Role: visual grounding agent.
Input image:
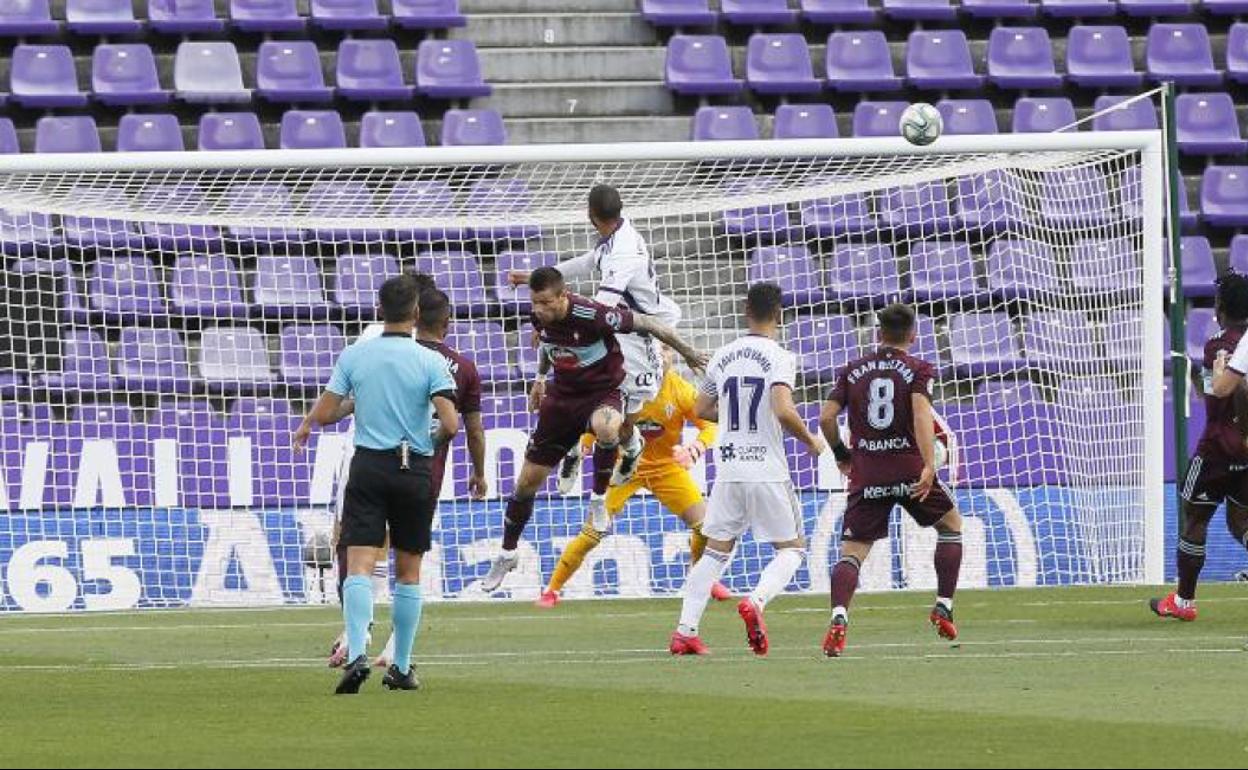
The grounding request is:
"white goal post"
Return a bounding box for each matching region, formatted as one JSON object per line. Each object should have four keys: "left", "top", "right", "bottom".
{"left": 0, "top": 131, "right": 1166, "bottom": 612}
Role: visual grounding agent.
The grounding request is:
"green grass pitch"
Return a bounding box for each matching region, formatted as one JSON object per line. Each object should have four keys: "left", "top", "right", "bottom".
{"left": 2, "top": 584, "right": 1247, "bottom": 768}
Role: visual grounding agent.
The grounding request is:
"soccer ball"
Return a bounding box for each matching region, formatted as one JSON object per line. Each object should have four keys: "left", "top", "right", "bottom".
{"left": 899, "top": 103, "right": 943, "bottom": 146}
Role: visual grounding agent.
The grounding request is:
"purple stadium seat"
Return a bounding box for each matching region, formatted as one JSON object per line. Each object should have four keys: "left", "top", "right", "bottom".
{"left": 1070, "top": 238, "right": 1139, "bottom": 292}
{"left": 642, "top": 0, "right": 716, "bottom": 26}
{"left": 802, "top": 0, "right": 877, "bottom": 23}
{"left": 61, "top": 187, "right": 143, "bottom": 248}
{"left": 852, "top": 100, "right": 908, "bottom": 137}
{"left": 34, "top": 116, "right": 100, "bottom": 153}
{"left": 801, "top": 183, "right": 873, "bottom": 236}
{"left": 880, "top": 182, "right": 955, "bottom": 234}
{"left": 956, "top": 169, "right": 1026, "bottom": 231}
{"left": 228, "top": 397, "right": 292, "bottom": 420}
{"left": 223, "top": 184, "right": 303, "bottom": 242}
{"left": 416, "top": 39, "right": 491, "bottom": 99}
{"left": 414, "top": 252, "right": 493, "bottom": 316}
{"left": 774, "top": 104, "right": 838, "bottom": 139}
{"left": 692, "top": 106, "right": 759, "bottom": 141}
{"left": 385, "top": 181, "right": 466, "bottom": 241}
{"left": 200, "top": 328, "right": 274, "bottom": 391}
{"left": 1179, "top": 236, "right": 1216, "bottom": 298}
{"left": 117, "top": 328, "right": 192, "bottom": 394}
{"left": 174, "top": 42, "right": 249, "bottom": 103}
{"left": 748, "top": 245, "right": 825, "bottom": 306}
{"left": 722, "top": 176, "right": 797, "bottom": 238}
{"left": 1120, "top": 166, "right": 1197, "bottom": 229}
{"left": 666, "top": 35, "right": 743, "bottom": 95}
{"left": 306, "top": 181, "right": 385, "bottom": 242}
{"left": 1207, "top": 0, "right": 1248, "bottom": 14}
{"left": 721, "top": 0, "right": 798, "bottom": 24}
{"left": 1201, "top": 166, "right": 1248, "bottom": 227}
{"left": 1012, "top": 97, "right": 1076, "bottom": 133}
{"left": 1119, "top": 0, "right": 1193, "bottom": 15}
{"left": 1066, "top": 26, "right": 1141, "bottom": 89}
{"left": 93, "top": 45, "right": 168, "bottom": 107}
{"left": 1176, "top": 93, "right": 1248, "bottom": 156}
{"left": 394, "top": 0, "right": 465, "bottom": 28}
{"left": 257, "top": 41, "right": 332, "bottom": 103}
{"left": 495, "top": 251, "right": 558, "bottom": 314}
{"left": 986, "top": 239, "right": 1059, "bottom": 298}
{"left": 906, "top": 30, "right": 983, "bottom": 90}
{"left": 12, "top": 46, "right": 86, "bottom": 108}
{"left": 884, "top": 0, "right": 957, "bottom": 20}
{"left": 962, "top": 0, "right": 1037, "bottom": 17}
{"left": 198, "top": 112, "right": 265, "bottom": 151}
{"left": 1041, "top": 168, "right": 1113, "bottom": 228}
{"left": 89, "top": 256, "right": 165, "bottom": 318}
{"left": 116, "top": 114, "right": 184, "bottom": 152}
{"left": 440, "top": 109, "right": 506, "bottom": 146}
{"left": 279, "top": 325, "right": 346, "bottom": 388}
{"left": 311, "top": 0, "right": 386, "bottom": 30}
{"left": 936, "top": 99, "right": 998, "bottom": 135}
{"left": 1147, "top": 24, "right": 1221, "bottom": 87}
{"left": 253, "top": 254, "right": 329, "bottom": 318}
{"left": 280, "top": 110, "right": 346, "bottom": 150}
{"left": 0, "top": 210, "right": 58, "bottom": 256}
{"left": 987, "top": 27, "right": 1061, "bottom": 90}
{"left": 359, "top": 111, "right": 425, "bottom": 148}
{"left": 41, "top": 330, "right": 114, "bottom": 392}
{"left": 67, "top": 0, "right": 141, "bottom": 34}
{"left": 1040, "top": 0, "right": 1115, "bottom": 15}
{"left": 1019, "top": 311, "right": 1098, "bottom": 370}
{"left": 1231, "top": 234, "right": 1248, "bottom": 274}
{"left": 149, "top": 0, "right": 224, "bottom": 32}
{"left": 1185, "top": 308, "right": 1220, "bottom": 362}
{"left": 0, "top": 120, "right": 17, "bottom": 154}
{"left": 747, "top": 34, "right": 820, "bottom": 94}
{"left": 334, "top": 252, "right": 399, "bottom": 315}
{"left": 230, "top": 0, "right": 304, "bottom": 31}
{"left": 949, "top": 313, "right": 1023, "bottom": 376}
{"left": 827, "top": 244, "right": 902, "bottom": 306}
{"left": 1091, "top": 94, "right": 1158, "bottom": 131}
{"left": 1229, "top": 24, "right": 1248, "bottom": 85}
{"left": 446, "top": 322, "right": 515, "bottom": 382}
{"left": 0, "top": 0, "right": 57, "bottom": 35}
{"left": 825, "top": 31, "right": 903, "bottom": 93}
{"left": 467, "top": 178, "right": 540, "bottom": 241}
{"left": 907, "top": 241, "right": 987, "bottom": 305}
{"left": 135, "top": 183, "right": 221, "bottom": 249}
{"left": 170, "top": 255, "right": 249, "bottom": 319}
{"left": 791, "top": 316, "right": 860, "bottom": 379}
{"left": 338, "top": 39, "right": 412, "bottom": 102}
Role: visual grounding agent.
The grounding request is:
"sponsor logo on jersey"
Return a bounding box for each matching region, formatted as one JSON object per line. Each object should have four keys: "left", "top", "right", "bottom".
{"left": 863, "top": 483, "right": 915, "bottom": 500}
{"left": 718, "top": 443, "right": 767, "bottom": 462}
{"left": 637, "top": 418, "right": 665, "bottom": 441}
{"left": 605, "top": 311, "right": 624, "bottom": 331}
{"left": 856, "top": 436, "right": 914, "bottom": 452}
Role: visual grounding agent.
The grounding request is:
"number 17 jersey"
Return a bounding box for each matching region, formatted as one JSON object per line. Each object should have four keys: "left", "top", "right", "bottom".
{"left": 699, "top": 333, "right": 797, "bottom": 483}
{"left": 827, "top": 346, "right": 937, "bottom": 494}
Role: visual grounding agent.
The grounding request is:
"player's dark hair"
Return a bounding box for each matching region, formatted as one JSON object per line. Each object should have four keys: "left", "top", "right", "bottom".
{"left": 406, "top": 270, "right": 436, "bottom": 294}
{"left": 417, "top": 288, "right": 452, "bottom": 333}
{"left": 588, "top": 184, "right": 623, "bottom": 222}
{"left": 745, "top": 282, "right": 783, "bottom": 322}
{"left": 379, "top": 274, "right": 420, "bottom": 323}
{"left": 1216, "top": 271, "right": 1248, "bottom": 324}
{"left": 878, "top": 303, "right": 917, "bottom": 344}
{"left": 529, "top": 266, "right": 565, "bottom": 294}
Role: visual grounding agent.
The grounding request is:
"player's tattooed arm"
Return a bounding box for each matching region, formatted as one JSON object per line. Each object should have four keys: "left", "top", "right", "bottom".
{"left": 630, "top": 314, "right": 709, "bottom": 372}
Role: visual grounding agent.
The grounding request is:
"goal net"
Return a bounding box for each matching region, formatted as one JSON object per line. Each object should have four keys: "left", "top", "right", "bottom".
{"left": 0, "top": 134, "right": 1165, "bottom": 612}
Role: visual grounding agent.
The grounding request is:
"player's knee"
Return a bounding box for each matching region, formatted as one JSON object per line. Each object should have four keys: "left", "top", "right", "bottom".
{"left": 1182, "top": 506, "right": 1213, "bottom": 542}
{"left": 934, "top": 508, "right": 962, "bottom": 535}
{"left": 1226, "top": 510, "right": 1248, "bottom": 544}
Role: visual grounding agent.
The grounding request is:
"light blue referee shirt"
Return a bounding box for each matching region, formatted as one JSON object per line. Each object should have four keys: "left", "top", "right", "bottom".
{"left": 326, "top": 332, "right": 457, "bottom": 454}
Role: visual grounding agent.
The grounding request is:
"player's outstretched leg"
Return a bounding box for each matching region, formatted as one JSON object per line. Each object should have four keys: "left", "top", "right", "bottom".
{"left": 540, "top": 523, "right": 605, "bottom": 608}
{"left": 930, "top": 516, "right": 963, "bottom": 641}
{"left": 825, "top": 549, "right": 865, "bottom": 657}
{"left": 671, "top": 545, "right": 732, "bottom": 655}
{"left": 1152, "top": 500, "right": 1212, "bottom": 622}
{"left": 556, "top": 438, "right": 586, "bottom": 496}
{"left": 738, "top": 545, "right": 805, "bottom": 656}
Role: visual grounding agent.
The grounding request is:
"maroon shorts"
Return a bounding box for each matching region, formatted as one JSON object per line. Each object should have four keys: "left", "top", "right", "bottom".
{"left": 525, "top": 387, "right": 624, "bottom": 467}
{"left": 842, "top": 479, "right": 957, "bottom": 543}
{"left": 1181, "top": 454, "right": 1248, "bottom": 508}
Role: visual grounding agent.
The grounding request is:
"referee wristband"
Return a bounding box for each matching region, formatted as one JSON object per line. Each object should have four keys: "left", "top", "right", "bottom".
{"left": 832, "top": 443, "right": 851, "bottom": 464}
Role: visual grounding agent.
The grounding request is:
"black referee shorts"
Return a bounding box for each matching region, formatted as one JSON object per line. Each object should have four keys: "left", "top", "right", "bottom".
{"left": 340, "top": 447, "right": 435, "bottom": 555}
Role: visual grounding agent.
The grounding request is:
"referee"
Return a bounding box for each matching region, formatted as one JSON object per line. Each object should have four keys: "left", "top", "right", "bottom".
{"left": 296, "top": 273, "right": 458, "bottom": 694}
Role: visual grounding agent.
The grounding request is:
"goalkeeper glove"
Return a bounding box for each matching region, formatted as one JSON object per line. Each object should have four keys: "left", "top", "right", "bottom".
{"left": 672, "top": 440, "right": 706, "bottom": 469}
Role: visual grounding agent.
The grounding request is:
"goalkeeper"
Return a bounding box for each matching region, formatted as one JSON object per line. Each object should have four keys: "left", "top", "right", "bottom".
{"left": 536, "top": 346, "right": 730, "bottom": 607}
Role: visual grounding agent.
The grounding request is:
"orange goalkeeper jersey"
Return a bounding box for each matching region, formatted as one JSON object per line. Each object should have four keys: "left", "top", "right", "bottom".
{"left": 632, "top": 369, "right": 717, "bottom": 473}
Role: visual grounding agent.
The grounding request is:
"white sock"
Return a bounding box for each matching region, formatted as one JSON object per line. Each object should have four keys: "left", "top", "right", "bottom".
{"left": 379, "top": 631, "right": 395, "bottom": 662}
{"left": 371, "top": 560, "right": 390, "bottom": 600}
{"left": 677, "top": 548, "right": 731, "bottom": 636}
{"left": 831, "top": 605, "right": 848, "bottom": 622}
{"left": 936, "top": 596, "right": 953, "bottom": 611}
{"left": 748, "top": 548, "right": 805, "bottom": 610}
{"left": 1175, "top": 595, "right": 1194, "bottom": 609}
{"left": 501, "top": 547, "right": 517, "bottom": 560}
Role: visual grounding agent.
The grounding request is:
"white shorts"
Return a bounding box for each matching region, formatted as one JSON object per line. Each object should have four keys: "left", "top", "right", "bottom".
{"left": 334, "top": 440, "right": 356, "bottom": 521}
{"left": 702, "top": 480, "right": 804, "bottom": 543}
{"left": 619, "top": 334, "right": 662, "bottom": 414}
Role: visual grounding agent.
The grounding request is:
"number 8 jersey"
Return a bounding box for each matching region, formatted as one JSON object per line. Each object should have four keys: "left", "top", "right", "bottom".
{"left": 827, "top": 346, "right": 937, "bottom": 494}
{"left": 699, "top": 334, "right": 798, "bottom": 483}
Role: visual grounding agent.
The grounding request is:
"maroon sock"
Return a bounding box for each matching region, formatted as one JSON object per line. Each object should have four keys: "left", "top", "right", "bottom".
{"left": 935, "top": 532, "right": 963, "bottom": 599}
{"left": 830, "top": 555, "right": 861, "bottom": 610}
{"left": 336, "top": 542, "right": 348, "bottom": 604}
{"left": 1176, "top": 538, "right": 1206, "bottom": 601}
{"left": 502, "top": 496, "right": 536, "bottom": 550}
{"left": 591, "top": 443, "right": 618, "bottom": 496}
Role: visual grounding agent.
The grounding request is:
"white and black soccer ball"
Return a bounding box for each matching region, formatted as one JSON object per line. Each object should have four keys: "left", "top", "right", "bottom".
{"left": 899, "top": 103, "right": 943, "bottom": 146}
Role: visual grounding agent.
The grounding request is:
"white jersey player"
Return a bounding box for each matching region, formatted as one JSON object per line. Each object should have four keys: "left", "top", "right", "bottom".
{"left": 669, "top": 283, "right": 826, "bottom": 657}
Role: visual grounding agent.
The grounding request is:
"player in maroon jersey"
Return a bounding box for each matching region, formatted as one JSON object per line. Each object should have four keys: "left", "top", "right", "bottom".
{"left": 818, "top": 303, "right": 964, "bottom": 656}
{"left": 479, "top": 267, "right": 707, "bottom": 592}
{"left": 1152, "top": 272, "right": 1248, "bottom": 622}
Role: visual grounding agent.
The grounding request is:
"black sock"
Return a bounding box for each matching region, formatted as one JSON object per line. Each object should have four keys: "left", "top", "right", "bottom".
{"left": 502, "top": 496, "right": 536, "bottom": 551}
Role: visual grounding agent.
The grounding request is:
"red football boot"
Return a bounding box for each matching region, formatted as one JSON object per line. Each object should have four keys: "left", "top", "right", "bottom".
{"left": 710, "top": 581, "right": 732, "bottom": 602}
{"left": 1150, "top": 592, "right": 1198, "bottom": 622}
{"left": 669, "top": 631, "right": 710, "bottom": 656}
{"left": 930, "top": 603, "right": 958, "bottom": 640}
{"left": 535, "top": 590, "right": 560, "bottom": 609}
{"left": 737, "top": 598, "right": 769, "bottom": 656}
{"left": 822, "top": 615, "right": 848, "bottom": 658}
